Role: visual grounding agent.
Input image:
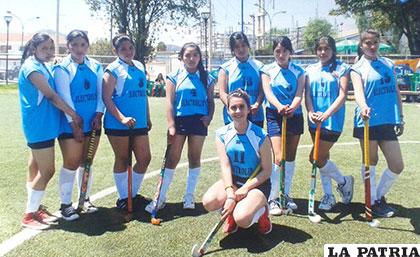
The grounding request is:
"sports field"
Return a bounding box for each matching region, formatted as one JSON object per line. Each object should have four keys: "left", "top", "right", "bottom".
{"left": 0, "top": 85, "right": 419, "bottom": 257}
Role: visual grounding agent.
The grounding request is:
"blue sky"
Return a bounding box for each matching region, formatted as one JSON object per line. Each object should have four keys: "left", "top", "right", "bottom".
{"left": 0, "top": 0, "right": 356, "bottom": 45}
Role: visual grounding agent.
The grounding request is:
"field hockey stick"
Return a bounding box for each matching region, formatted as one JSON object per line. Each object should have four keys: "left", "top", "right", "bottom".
{"left": 77, "top": 129, "right": 97, "bottom": 212}
{"left": 308, "top": 123, "right": 322, "bottom": 223}
{"left": 150, "top": 132, "right": 172, "bottom": 225}
{"left": 191, "top": 164, "right": 261, "bottom": 257}
{"left": 364, "top": 119, "right": 380, "bottom": 227}
{"left": 126, "top": 127, "right": 134, "bottom": 220}
{"left": 279, "top": 116, "right": 292, "bottom": 215}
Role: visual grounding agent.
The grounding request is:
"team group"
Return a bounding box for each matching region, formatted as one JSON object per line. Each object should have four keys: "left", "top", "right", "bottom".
{"left": 17, "top": 28, "right": 404, "bottom": 234}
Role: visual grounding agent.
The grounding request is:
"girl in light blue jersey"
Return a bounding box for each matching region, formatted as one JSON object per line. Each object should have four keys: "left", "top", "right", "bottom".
{"left": 351, "top": 29, "right": 404, "bottom": 218}
{"left": 261, "top": 36, "right": 305, "bottom": 215}
{"left": 145, "top": 42, "right": 215, "bottom": 212}
{"left": 103, "top": 35, "right": 151, "bottom": 210}
{"left": 305, "top": 36, "right": 354, "bottom": 211}
{"left": 219, "top": 32, "right": 265, "bottom": 127}
{"left": 54, "top": 30, "right": 104, "bottom": 220}
{"left": 18, "top": 33, "right": 82, "bottom": 230}
{"left": 202, "top": 89, "right": 272, "bottom": 235}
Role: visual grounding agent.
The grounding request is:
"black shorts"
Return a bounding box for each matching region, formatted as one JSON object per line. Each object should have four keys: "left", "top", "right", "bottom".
{"left": 266, "top": 108, "right": 304, "bottom": 137}
{"left": 309, "top": 127, "right": 341, "bottom": 143}
{"left": 353, "top": 124, "right": 398, "bottom": 141}
{"left": 105, "top": 128, "right": 149, "bottom": 137}
{"left": 58, "top": 130, "right": 102, "bottom": 140}
{"left": 175, "top": 115, "right": 208, "bottom": 136}
{"left": 234, "top": 179, "right": 271, "bottom": 200}
{"left": 27, "top": 139, "right": 55, "bottom": 149}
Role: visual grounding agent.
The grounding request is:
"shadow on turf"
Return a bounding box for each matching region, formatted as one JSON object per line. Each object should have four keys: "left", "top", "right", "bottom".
{"left": 291, "top": 198, "right": 420, "bottom": 234}
{"left": 205, "top": 224, "right": 311, "bottom": 255}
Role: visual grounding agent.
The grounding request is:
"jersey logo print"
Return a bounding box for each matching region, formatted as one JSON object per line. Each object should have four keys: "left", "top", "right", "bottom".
{"left": 84, "top": 79, "right": 90, "bottom": 90}
{"left": 138, "top": 79, "right": 144, "bottom": 88}
{"left": 233, "top": 151, "right": 245, "bottom": 164}
{"left": 190, "top": 89, "right": 197, "bottom": 97}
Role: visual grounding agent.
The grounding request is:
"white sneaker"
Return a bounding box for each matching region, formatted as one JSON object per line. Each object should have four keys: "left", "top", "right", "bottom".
{"left": 268, "top": 199, "right": 282, "bottom": 216}
{"left": 318, "top": 194, "right": 336, "bottom": 211}
{"left": 285, "top": 195, "right": 298, "bottom": 210}
{"left": 336, "top": 175, "right": 354, "bottom": 204}
{"left": 183, "top": 194, "right": 195, "bottom": 209}
{"left": 145, "top": 198, "right": 166, "bottom": 214}
{"left": 83, "top": 198, "right": 98, "bottom": 214}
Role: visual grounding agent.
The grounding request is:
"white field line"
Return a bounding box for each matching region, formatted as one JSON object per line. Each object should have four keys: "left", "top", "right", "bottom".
{"left": 1, "top": 140, "right": 419, "bottom": 256}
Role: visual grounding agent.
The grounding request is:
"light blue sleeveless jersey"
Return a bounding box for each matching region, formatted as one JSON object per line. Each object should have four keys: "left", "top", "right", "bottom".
{"left": 220, "top": 57, "right": 264, "bottom": 124}
{"left": 18, "top": 56, "right": 60, "bottom": 143}
{"left": 351, "top": 56, "right": 401, "bottom": 128}
{"left": 261, "top": 61, "right": 304, "bottom": 114}
{"left": 216, "top": 122, "right": 267, "bottom": 185}
{"left": 306, "top": 60, "right": 350, "bottom": 132}
{"left": 104, "top": 58, "right": 148, "bottom": 130}
{"left": 54, "top": 55, "right": 104, "bottom": 133}
{"left": 167, "top": 67, "right": 215, "bottom": 117}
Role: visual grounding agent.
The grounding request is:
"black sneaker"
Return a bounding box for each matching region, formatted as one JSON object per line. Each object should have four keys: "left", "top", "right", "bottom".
{"left": 116, "top": 198, "right": 128, "bottom": 210}
{"left": 372, "top": 197, "right": 396, "bottom": 218}
{"left": 60, "top": 203, "right": 79, "bottom": 221}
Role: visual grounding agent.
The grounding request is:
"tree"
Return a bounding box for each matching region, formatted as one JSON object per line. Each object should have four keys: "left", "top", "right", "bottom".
{"left": 331, "top": 0, "right": 420, "bottom": 55}
{"left": 85, "top": 0, "right": 206, "bottom": 64}
{"left": 303, "top": 19, "right": 335, "bottom": 53}
{"left": 156, "top": 41, "right": 167, "bottom": 52}
{"left": 89, "top": 38, "right": 114, "bottom": 56}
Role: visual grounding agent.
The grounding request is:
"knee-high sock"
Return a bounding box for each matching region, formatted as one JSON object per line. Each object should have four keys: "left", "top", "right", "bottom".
{"left": 77, "top": 166, "right": 94, "bottom": 200}
{"left": 113, "top": 171, "right": 128, "bottom": 199}
{"left": 320, "top": 160, "right": 345, "bottom": 185}
{"left": 59, "top": 167, "right": 77, "bottom": 205}
{"left": 157, "top": 168, "right": 175, "bottom": 202}
{"left": 132, "top": 171, "right": 145, "bottom": 197}
{"left": 26, "top": 188, "right": 45, "bottom": 213}
{"left": 361, "top": 165, "right": 376, "bottom": 205}
{"left": 269, "top": 164, "right": 280, "bottom": 201}
{"left": 319, "top": 169, "right": 333, "bottom": 195}
{"left": 185, "top": 167, "right": 200, "bottom": 196}
{"left": 284, "top": 161, "right": 295, "bottom": 196}
{"left": 377, "top": 168, "right": 399, "bottom": 200}
{"left": 250, "top": 206, "right": 266, "bottom": 226}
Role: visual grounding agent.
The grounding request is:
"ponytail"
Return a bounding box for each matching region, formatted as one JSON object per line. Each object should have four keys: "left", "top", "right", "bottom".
{"left": 178, "top": 42, "right": 208, "bottom": 89}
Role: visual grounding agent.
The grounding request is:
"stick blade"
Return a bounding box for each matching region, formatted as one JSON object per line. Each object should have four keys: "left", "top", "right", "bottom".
{"left": 191, "top": 244, "right": 202, "bottom": 257}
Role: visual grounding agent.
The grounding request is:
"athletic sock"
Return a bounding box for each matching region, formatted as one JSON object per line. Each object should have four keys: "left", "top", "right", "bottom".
{"left": 185, "top": 167, "right": 200, "bottom": 196}
{"left": 319, "top": 170, "right": 333, "bottom": 195}
{"left": 361, "top": 165, "right": 377, "bottom": 205}
{"left": 320, "top": 160, "right": 345, "bottom": 185}
{"left": 77, "top": 166, "right": 94, "bottom": 200}
{"left": 59, "top": 167, "right": 77, "bottom": 205}
{"left": 376, "top": 168, "right": 399, "bottom": 200}
{"left": 250, "top": 206, "right": 266, "bottom": 226}
{"left": 268, "top": 164, "right": 280, "bottom": 201}
{"left": 132, "top": 171, "right": 145, "bottom": 197}
{"left": 113, "top": 171, "right": 128, "bottom": 199}
{"left": 158, "top": 168, "right": 175, "bottom": 201}
{"left": 284, "top": 161, "right": 295, "bottom": 196}
{"left": 26, "top": 188, "right": 45, "bottom": 213}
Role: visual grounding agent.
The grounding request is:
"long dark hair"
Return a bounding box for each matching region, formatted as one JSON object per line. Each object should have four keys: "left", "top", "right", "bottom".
{"left": 112, "top": 34, "right": 135, "bottom": 52}
{"left": 315, "top": 36, "right": 337, "bottom": 72}
{"left": 227, "top": 88, "right": 251, "bottom": 109}
{"left": 66, "top": 29, "right": 90, "bottom": 46}
{"left": 178, "top": 42, "right": 208, "bottom": 88}
{"left": 229, "top": 32, "right": 250, "bottom": 53}
{"left": 21, "top": 32, "right": 54, "bottom": 64}
{"left": 272, "top": 36, "right": 293, "bottom": 53}
{"left": 357, "top": 29, "right": 380, "bottom": 59}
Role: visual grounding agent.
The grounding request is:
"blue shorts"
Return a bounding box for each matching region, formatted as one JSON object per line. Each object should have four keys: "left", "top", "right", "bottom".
{"left": 309, "top": 127, "right": 341, "bottom": 143}
{"left": 175, "top": 115, "right": 208, "bottom": 136}
{"left": 353, "top": 124, "right": 397, "bottom": 141}
{"left": 105, "top": 128, "right": 149, "bottom": 137}
{"left": 266, "top": 108, "right": 304, "bottom": 137}
{"left": 27, "top": 139, "right": 55, "bottom": 149}
{"left": 58, "top": 130, "right": 102, "bottom": 140}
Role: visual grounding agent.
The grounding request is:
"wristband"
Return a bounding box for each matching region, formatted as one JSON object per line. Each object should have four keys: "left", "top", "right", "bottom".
{"left": 226, "top": 196, "right": 236, "bottom": 202}
{"left": 224, "top": 185, "right": 234, "bottom": 190}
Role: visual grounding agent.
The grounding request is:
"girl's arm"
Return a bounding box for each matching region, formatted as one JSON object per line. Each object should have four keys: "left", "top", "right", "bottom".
{"left": 286, "top": 74, "right": 305, "bottom": 116}
{"left": 304, "top": 75, "right": 317, "bottom": 124}
{"left": 92, "top": 66, "right": 105, "bottom": 130}
{"left": 350, "top": 71, "right": 370, "bottom": 119}
{"left": 201, "top": 82, "right": 215, "bottom": 127}
{"left": 102, "top": 72, "right": 135, "bottom": 127}
{"left": 261, "top": 73, "right": 287, "bottom": 114}
{"left": 166, "top": 79, "right": 176, "bottom": 136}
{"left": 218, "top": 69, "right": 229, "bottom": 106}
{"left": 29, "top": 72, "right": 82, "bottom": 128}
